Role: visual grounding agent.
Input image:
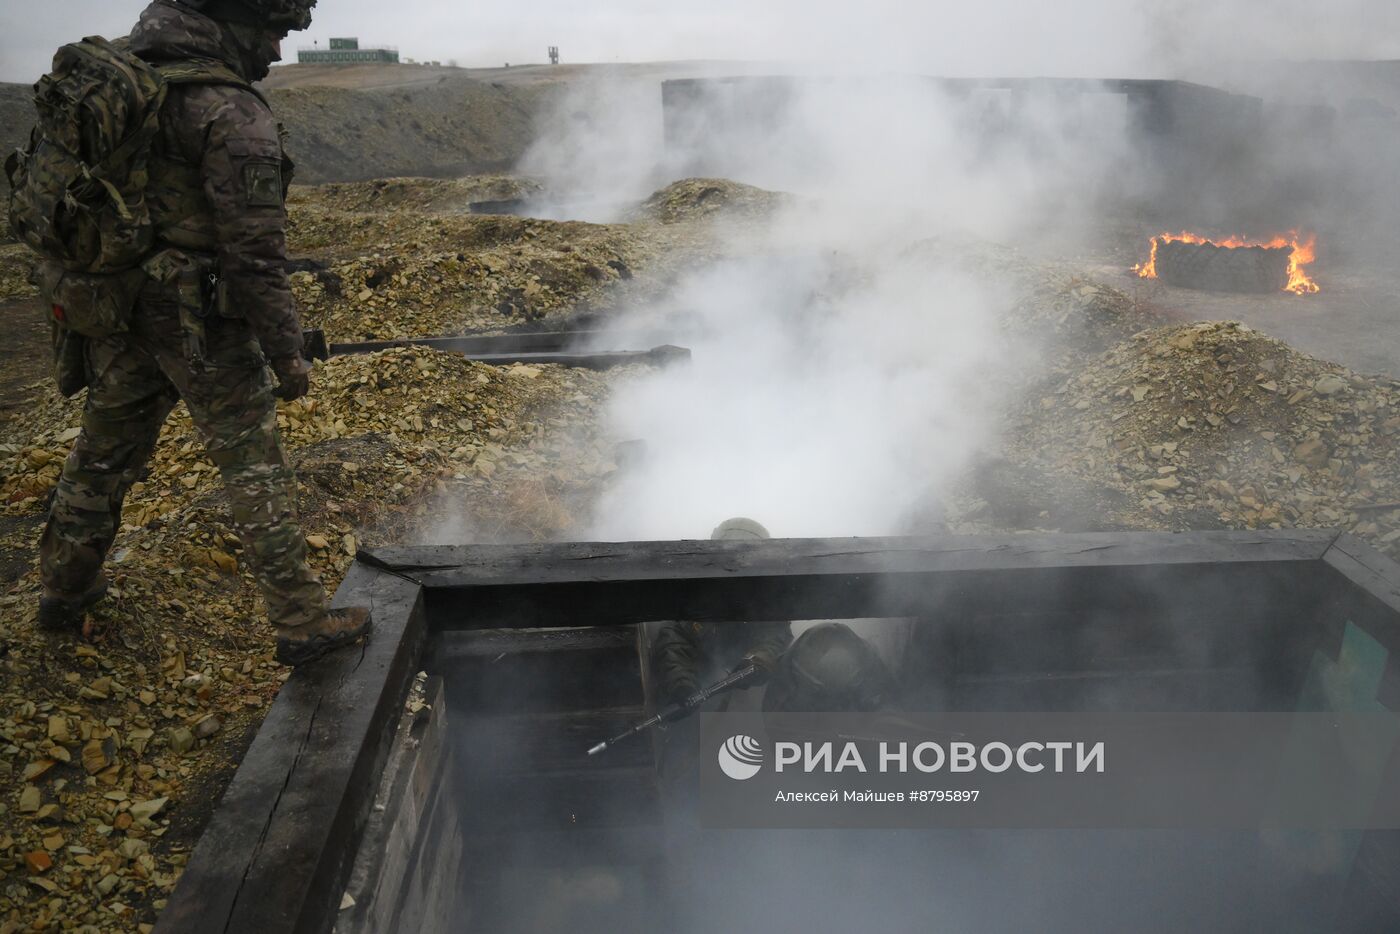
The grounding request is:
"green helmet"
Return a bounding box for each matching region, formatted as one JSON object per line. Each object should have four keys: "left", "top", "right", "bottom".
{"left": 711, "top": 517, "right": 771, "bottom": 541}
{"left": 763, "top": 623, "right": 897, "bottom": 713}
{"left": 180, "top": 0, "right": 316, "bottom": 33}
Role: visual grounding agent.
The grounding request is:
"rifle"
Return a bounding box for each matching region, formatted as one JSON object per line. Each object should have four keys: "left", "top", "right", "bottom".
{"left": 587, "top": 664, "right": 759, "bottom": 757}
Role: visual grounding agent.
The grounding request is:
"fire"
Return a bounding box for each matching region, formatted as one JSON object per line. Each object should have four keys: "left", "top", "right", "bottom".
{"left": 1134, "top": 231, "right": 1320, "bottom": 295}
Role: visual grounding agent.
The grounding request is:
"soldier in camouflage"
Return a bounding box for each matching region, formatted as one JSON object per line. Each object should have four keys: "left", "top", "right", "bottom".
{"left": 37, "top": 0, "right": 371, "bottom": 665}
{"left": 761, "top": 622, "right": 900, "bottom": 713}
{"left": 650, "top": 518, "right": 793, "bottom": 706}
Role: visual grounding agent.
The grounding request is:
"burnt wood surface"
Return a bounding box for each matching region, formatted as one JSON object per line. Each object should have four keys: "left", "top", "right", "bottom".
{"left": 361, "top": 531, "right": 1336, "bottom": 629}
{"left": 431, "top": 625, "right": 637, "bottom": 657}
{"left": 154, "top": 562, "right": 427, "bottom": 934}
{"left": 366, "top": 530, "right": 1335, "bottom": 582}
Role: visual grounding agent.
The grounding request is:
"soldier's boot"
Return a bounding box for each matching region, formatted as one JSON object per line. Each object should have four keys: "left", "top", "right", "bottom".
{"left": 37, "top": 577, "right": 110, "bottom": 635}
{"left": 274, "top": 607, "right": 373, "bottom": 667}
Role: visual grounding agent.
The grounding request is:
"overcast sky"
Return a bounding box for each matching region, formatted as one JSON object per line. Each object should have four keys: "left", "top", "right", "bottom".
{"left": 2, "top": 0, "right": 1398, "bottom": 84}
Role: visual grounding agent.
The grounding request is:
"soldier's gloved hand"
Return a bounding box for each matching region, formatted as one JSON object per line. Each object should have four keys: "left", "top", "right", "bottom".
{"left": 736, "top": 648, "right": 778, "bottom": 685}
{"left": 271, "top": 356, "right": 312, "bottom": 402}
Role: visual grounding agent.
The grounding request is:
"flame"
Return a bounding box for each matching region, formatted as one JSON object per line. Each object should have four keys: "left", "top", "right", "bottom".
{"left": 1133, "top": 231, "right": 1320, "bottom": 295}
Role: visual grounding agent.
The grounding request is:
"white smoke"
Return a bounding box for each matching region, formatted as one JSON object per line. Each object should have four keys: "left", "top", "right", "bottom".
{"left": 571, "top": 76, "right": 1135, "bottom": 540}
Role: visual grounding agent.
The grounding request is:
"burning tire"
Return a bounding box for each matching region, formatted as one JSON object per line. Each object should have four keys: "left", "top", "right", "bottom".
{"left": 1155, "top": 240, "right": 1291, "bottom": 294}
{"left": 1135, "top": 231, "right": 1320, "bottom": 295}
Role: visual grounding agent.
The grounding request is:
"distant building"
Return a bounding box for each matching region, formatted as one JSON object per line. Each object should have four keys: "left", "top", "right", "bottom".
{"left": 297, "top": 38, "right": 400, "bottom": 65}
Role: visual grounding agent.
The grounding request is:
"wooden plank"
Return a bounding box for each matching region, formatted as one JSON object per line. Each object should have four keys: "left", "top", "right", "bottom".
{"left": 326, "top": 340, "right": 690, "bottom": 370}
{"left": 367, "top": 531, "right": 1336, "bottom": 585}
{"left": 385, "top": 770, "right": 464, "bottom": 934}
{"left": 1322, "top": 534, "right": 1400, "bottom": 710}
{"left": 363, "top": 531, "right": 1338, "bottom": 630}
{"left": 329, "top": 331, "right": 602, "bottom": 355}
{"left": 424, "top": 563, "right": 1326, "bottom": 631}
{"left": 339, "top": 678, "right": 449, "bottom": 934}
{"left": 431, "top": 625, "right": 637, "bottom": 658}
{"left": 438, "top": 645, "right": 644, "bottom": 714}
{"left": 155, "top": 562, "right": 427, "bottom": 934}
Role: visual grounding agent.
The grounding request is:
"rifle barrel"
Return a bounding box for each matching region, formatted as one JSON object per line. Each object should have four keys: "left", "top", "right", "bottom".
{"left": 586, "top": 664, "right": 761, "bottom": 757}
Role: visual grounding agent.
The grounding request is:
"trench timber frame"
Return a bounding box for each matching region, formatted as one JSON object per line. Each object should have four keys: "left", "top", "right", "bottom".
{"left": 153, "top": 530, "right": 1400, "bottom": 933}
{"left": 302, "top": 328, "right": 690, "bottom": 370}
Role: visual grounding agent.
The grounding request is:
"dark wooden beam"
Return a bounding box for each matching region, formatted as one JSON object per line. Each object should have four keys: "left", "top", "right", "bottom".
{"left": 154, "top": 562, "right": 428, "bottom": 934}
{"left": 312, "top": 332, "right": 689, "bottom": 370}
{"left": 330, "top": 331, "right": 601, "bottom": 355}
{"left": 1321, "top": 533, "right": 1400, "bottom": 710}
{"left": 365, "top": 530, "right": 1335, "bottom": 583}
{"left": 359, "top": 531, "right": 1336, "bottom": 630}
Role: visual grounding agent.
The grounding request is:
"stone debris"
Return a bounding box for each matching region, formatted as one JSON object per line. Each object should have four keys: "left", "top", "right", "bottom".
{"left": 997, "top": 319, "right": 1400, "bottom": 545}
{"left": 281, "top": 176, "right": 749, "bottom": 343}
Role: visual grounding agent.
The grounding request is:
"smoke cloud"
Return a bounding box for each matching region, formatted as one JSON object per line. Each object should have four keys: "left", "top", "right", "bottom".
{"left": 567, "top": 76, "right": 1135, "bottom": 541}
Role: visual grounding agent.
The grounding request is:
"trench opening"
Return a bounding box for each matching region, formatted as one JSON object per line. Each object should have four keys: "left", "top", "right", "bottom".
{"left": 339, "top": 551, "right": 1398, "bottom": 934}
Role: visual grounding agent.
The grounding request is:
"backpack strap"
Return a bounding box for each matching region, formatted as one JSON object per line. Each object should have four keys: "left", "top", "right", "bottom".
{"left": 156, "top": 59, "right": 270, "bottom": 108}
{"left": 87, "top": 89, "right": 167, "bottom": 195}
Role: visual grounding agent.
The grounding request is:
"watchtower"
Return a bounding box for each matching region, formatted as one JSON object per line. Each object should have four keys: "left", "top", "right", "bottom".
{"left": 548, "top": 46, "right": 560, "bottom": 65}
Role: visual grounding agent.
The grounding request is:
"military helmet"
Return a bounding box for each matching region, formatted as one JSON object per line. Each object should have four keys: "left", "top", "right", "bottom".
{"left": 763, "top": 623, "right": 896, "bottom": 713}
{"left": 180, "top": 0, "right": 316, "bottom": 33}
{"left": 711, "top": 517, "right": 771, "bottom": 541}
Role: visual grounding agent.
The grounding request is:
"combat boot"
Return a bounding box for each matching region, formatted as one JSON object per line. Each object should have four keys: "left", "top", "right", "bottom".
{"left": 37, "top": 578, "right": 109, "bottom": 634}
{"left": 274, "top": 607, "right": 373, "bottom": 667}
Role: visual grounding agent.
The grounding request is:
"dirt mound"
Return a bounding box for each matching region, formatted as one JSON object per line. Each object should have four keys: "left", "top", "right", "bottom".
{"left": 0, "top": 75, "right": 550, "bottom": 189}
{"left": 286, "top": 181, "right": 667, "bottom": 340}
{"left": 1003, "top": 320, "right": 1400, "bottom": 538}
{"left": 268, "top": 80, "right": 549, "bottom": 184}
{"left": 299, "top": 175, "right": 542, "bottom": 214}
{"left": 640, "top": 178, "right": 792, "bottom": 224}
{"left": 259, "top": 63, "right": 472, "bottom": 92}
{"left": 1011, "top": 275, "right": 1153, "bottom": 352}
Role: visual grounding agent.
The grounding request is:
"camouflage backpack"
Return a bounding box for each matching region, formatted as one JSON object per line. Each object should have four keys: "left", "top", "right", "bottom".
{"left": 5, "top": 35, "right": 253, "bottom": 339}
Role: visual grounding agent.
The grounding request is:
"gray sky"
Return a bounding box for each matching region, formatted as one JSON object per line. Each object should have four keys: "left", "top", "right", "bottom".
{"left": 2, "top": 0, "right": 1398, "bottom": 84}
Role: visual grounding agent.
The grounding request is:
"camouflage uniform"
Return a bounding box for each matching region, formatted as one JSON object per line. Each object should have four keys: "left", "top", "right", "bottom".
{"left": 39, "top": 0, "right": 325, "bottom": 629}
{"left": 650, "top": 519, "right": 792, "bottom": 704}
{"left": 651, "top": 619, "right": 793, "bottom": 706}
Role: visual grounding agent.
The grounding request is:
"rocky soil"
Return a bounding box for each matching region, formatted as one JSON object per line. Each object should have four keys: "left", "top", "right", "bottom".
{"left": 3, "top": 168, "right": 1400, "bottom": 930}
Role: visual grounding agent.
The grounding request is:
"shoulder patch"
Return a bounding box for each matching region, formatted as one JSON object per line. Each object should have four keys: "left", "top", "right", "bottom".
{"left": 243, "top": 162, "right": 283, "bottom": 207}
